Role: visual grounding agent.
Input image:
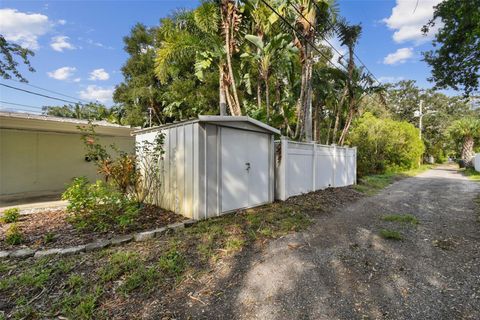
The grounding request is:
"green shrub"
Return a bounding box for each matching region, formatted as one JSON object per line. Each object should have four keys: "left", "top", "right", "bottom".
{"left": 5, "top": 224, "right": 23, "bottom": 245}
{"left": 347, "top": 112, "right": 425, "bottom": 176}
{"left": 62, "top": 177, "right": 140, "bottom": 231}
{"left": 2, "top": 208, "right": 20, "bottom": 223}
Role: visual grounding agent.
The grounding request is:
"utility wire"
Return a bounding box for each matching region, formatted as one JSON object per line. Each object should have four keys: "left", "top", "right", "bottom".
{"left": 8, "top": 79, "right": 92, "bottom": 104}
{"left": 309, "top": 0, "right": 382, "bottom": 86}
{"left": 258, "top": 0, "right": 385, "bottom": 107}
{"left": 258, "top": 0, "right": 348, "bottom": 75}
{"left": 0, "top": 83, "right": 84, "bottom": 105}
{"left": 0, "top": 100, "right": 43, "bottom": 109}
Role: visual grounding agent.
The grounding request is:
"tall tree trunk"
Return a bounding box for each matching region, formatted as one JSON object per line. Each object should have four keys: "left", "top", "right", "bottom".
{"left": 264, "top": 72, "right": 270, "bottom": 123}
{"left": 338, "top": 46, "right": 356, "bottom": 145}
{"left": 461, "top": 135, "right": 475, "bottom": 165}
{"left": 326, "top": 117, "right": 332, "bottom": 145}
{"left": 294, "top": 61, "right": 307, "bottom": 139}
{"left": 219, "top": 65, "right": 227, "bottom": 115}
{"left": 222, "top": 0, "right": 241, "bottom": 116}
{"left": 257, "top": 76, "right": 262, "bottom": 110}
{"left": 338, "top": 105, "right": 354, "bottom": 145}
{"left": 304, "top": 58, "right": 313, "bottom": 141}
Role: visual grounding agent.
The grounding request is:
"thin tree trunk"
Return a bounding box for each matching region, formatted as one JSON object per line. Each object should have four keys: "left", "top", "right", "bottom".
{"left": 338, "top": 104, "right": 355, "bottom": 145}
{"left": 304, "top": 58, "right": 313, "bottom": 142}
{"left": 295, "top": 59, "right": 307, "bottom": 139}
{"left": 264, "top": 73, "right": 270, "bottom": 123}
{"left": 326, "top": 117, "right": 332, "bottom": 145}
{"left": 225, "top": 16, "right": 241, "bottom": 115}
{"left": 219, "top": 65, "right": 227, "bottom": 115}
{"left": 257, "top": 76, "right": 262, "bottom": 110}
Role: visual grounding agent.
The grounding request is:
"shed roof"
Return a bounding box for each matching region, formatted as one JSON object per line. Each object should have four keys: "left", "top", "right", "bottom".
{"left": 133, "top": 115, "right": 280, "bottom": 135}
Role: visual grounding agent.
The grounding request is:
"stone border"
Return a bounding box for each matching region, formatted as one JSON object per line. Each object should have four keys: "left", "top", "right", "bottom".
{"left": 0, "top": 219, "right": 196, "bottom": 260}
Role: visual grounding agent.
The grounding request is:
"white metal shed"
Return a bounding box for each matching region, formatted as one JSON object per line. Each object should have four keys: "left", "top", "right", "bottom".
{"left": 134, "top": 116, "right": 280, "bottom": 220}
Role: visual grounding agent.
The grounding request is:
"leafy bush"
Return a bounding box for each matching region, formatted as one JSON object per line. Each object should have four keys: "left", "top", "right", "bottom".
{"left": 347, "top": 112, "right": 425, "bottom": 176}
{"left": 5, "top": 224, "right": 23, "bottom": 245}
{"left": 62, "top": 177, "right": 140, "bottom": 231}
{"left": 2, "top": 208, "right": 20, "bottom": 223}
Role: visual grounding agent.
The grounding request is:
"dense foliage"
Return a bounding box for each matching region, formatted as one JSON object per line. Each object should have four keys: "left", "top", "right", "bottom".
{"left": 61, "top": 124, "right": 165, "bottom": 231}
{"left": 62, "top": 177, "right": 140, "bottom": 231}
{"left": 422, "top": 0, "right": 480, "bottom": 96}
{"left": 347, "top": 112, "right": 424, "bottom": 176}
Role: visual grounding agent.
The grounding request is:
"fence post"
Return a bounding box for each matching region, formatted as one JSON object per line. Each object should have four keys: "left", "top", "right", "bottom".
{"left": 280, "top": 136, "right": 288, "bottom": 200}
{"left": 332, "top": 144, "right": 337, "bottom": 188}
{"left": 312, "top": 142, "right": 316, "bottom": 192}
{"left": 353, "top": 146, "right": 357, "bottom": 185}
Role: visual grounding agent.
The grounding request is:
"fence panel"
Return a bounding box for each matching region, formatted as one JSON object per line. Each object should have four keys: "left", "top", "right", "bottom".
{"left": 275, "top": 138, "right": 357, "bottom": 201}
{"left": 475, "top": 154, "right": 480, "bottom": 172}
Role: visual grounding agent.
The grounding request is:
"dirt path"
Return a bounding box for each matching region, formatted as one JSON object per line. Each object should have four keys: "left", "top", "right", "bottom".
{"left": 166, "top": 165, "right": 480, "bottom": 320}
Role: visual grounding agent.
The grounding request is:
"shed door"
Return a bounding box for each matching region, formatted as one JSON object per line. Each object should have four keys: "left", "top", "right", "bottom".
{"left": 220, "top": 127, "right": 270, "bottom": 212}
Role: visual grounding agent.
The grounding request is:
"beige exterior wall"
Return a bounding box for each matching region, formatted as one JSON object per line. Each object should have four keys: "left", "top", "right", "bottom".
{"left": 0, "top": 128, "right": 134, "bottom": 200}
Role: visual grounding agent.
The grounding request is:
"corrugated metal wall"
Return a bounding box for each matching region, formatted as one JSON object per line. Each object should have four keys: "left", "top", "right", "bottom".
{"left": 275, "top": 139, "right": 357, "bottom": 201}
{"left": 135, "top": 123, "right": 200, "bottom": 219}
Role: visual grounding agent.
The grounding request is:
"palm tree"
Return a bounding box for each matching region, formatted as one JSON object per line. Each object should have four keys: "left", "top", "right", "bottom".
{"left": 448, "top": 117, "right": 480, "bottom": 166}
{"left": 155, "top": 2, "right": 240, "bottom": 116}
{"left": 290, "top": 0, "right": 335, "bottom": 141}
{"left": 336, "top": 18, "right": 362, "bottom": 145}
{"left": 241, "top": 33, "right": 297, "bottom": 123}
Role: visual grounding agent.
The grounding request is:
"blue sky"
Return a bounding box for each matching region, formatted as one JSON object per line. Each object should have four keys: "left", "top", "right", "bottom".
{"left": 0, "top": 0, "right": 445, "bottom": 113}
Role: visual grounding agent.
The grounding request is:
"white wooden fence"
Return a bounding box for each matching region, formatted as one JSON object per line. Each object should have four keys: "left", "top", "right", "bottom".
{"left": 275, "top": 138, "right": 357, "bottom": 201}
{"left": 475, "top": 154, "right": 480, "bottom": 172}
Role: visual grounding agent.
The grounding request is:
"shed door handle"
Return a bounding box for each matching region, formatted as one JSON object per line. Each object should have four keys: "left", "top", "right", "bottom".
{"left": 245, "top": 162, "right": 251, "bottom": 171}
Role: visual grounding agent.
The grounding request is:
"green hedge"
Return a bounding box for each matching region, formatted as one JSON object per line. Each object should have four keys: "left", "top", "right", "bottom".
{"left": 347, "top": 112, "right": 425, "bottom": 176}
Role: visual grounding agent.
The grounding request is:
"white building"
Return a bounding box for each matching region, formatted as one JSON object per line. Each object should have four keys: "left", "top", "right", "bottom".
{"left": 0, "top": 112, "right": 134, "bottom": 205}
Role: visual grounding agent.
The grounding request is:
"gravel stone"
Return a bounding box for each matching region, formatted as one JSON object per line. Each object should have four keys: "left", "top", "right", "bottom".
{"left": 34, "top": 248, "right": 62, "bottom": 258}
{"left": 167, "top": 222, "right": 185, "bottom": 231}
{"left": 10, "top": 248, "right": 35, "bottom": 258}
{"left": 134, "top": 230, "right": 156, "bottom": 241}
{"left": 85, "top": 240, "right": 111, "bottom": 252}
{"left": 58, "top": 245, "right": 86, "bottom": 256}
{"left": 111, "top": 235, "right": 133, "bottom": 246}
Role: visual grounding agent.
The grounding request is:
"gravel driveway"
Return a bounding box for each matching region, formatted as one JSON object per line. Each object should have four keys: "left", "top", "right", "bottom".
{"left": 166, "top": 165, "right": 480, "bottom": 320}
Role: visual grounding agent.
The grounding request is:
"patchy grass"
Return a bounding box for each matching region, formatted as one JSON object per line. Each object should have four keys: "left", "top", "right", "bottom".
{"left": 383, "top": 214, "right": 419, "bottom": 225}
{"left": 461, "top": 167, "right": 480, "bottom": 182}
{"left": 379, "top": 229, "right": 403, "bottom": 240}
{"left": 355, "top": 165, "right": 433, "bottom": 195}
{"left": 0, "top": 198, "right": 317, "bottom": 319}
{"left": 5, "top": 223, "right": 23, "bottom": 245}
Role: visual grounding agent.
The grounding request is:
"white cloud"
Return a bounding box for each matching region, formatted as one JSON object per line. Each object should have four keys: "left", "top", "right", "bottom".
{"left": 89, "top": 68, "right": 110, "bottom": 81}
{"left": 79, "top": 85, "right": 113, "bottom": 103}
{"left": 0, "top": 8, "right": 52, "bottom": 50}
{"left": 47, "top": 66, "right": 76, "bottom": 80}
{"left": 50, "top": 36, "right": 75, "bottom": 52}
{"left": 378, "top": 76, "right": 405, "bottom": 84}
{"left": 383, "top": 48, "right": 414, "bottom": 65}
{"left": 73, "top": 78, "right": 81, "bottom": 83}
{"left": 383, "top": 0, "right": 443, "bottom": 45}
{"left": 57, "top": 19, "right": 67, "bottom": 25}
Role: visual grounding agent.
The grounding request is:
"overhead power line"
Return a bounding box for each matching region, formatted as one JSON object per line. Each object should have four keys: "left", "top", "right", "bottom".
{"left": 0, "top": 100, "right": 43, "bottom": 109}
{"left": 309, "top": 0, "right": 382, "bottom": 86}
{"left": 258, "top": 0, "right": 347, "bottom": 75}
{"left": 0, "top": 83, "right": 84, "bottom": 105}
{"left": 8, "top": 79, "right": 92, "bottom": 104}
